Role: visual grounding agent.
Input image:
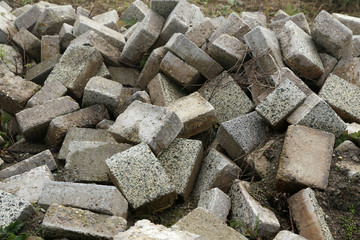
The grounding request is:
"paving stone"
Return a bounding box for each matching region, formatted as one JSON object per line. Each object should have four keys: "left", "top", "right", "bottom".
{"left": 73, "top": 15, "right": 126, "bottom": 50}
{"left": 109, "top": 101, "right": 183, "bottom": 155}
{"left": 270, "top": 13, "right": 311, "bottom": 35}
{"left": 271, "top": 9, "right": 289, "bottom": 22}
{"left": 217, "top": 111, "right": 270, "bottom": 160}
{"left": 209, "top": 15, "right": 226, "bottom": 29}
{"left": 318, "top": 53, "right": 338, "bottom": 88}
{"left": 353, "top": 35, "right": 360, "bottom": 57}
{"left": 0, "top": 1, "right": 12, "bottom": 12}
{"left": 273, "top": 230, "right": 307, "bottom": 240}
{"left": 0, "top": 44, "right": 23, "bottom": 74}
{"left": 45, "top": 104, "right": 110, "bottom": 146}
{"left": 229, "top": 181, "right": 280, "bottom": 237}
{"left": 198, "top": 188, "right": 231, "bottom": 222}
{"left": 185, "top": 19, "right": 216, "bottom": 47}
{"left": 64, "top": 143, "right": 132, "bottom": 183}
{"left": 0, "top": 75, "right": 40, "bottom": 114}
{"left": 27, "top": 79, "right": 67, "bottom": 108}
{"left": 108, "top": 66, "right": 139, "bottom": 87}
{"left": 241, "top": 11, "right": 267, "bottom": 28}
{"left": 14, "top": 4, "right": 45, "bottom": 31}
{"left": 256, "top": 79, "right": 306, "bottom": 128}
{"left": 113, "top": 87, "right": 141, "bottom": 117}
{"left": 96, "top": 62, "right": 111, "bottom": 79}
{"left": 16, "top": 96, "right": 80, "bottom": 141}
{"left": 0, "top": 149, "right": 56, "bottom": 180}
{"left": 39, "top": 181, "right": 128, "bottom": 217}
{"left": 6, "top": 138, "right": 49, "bottom": 154}
{"left": 45, "top": 45, "right": 103, "bottom": 99}
{"left": 42, "top": 203, "right": 127, "bottom": 240}
{"left": 312, "top": 10, "right": 353, "bottom": 60}
{"left": 76, "top": 6, "right": 90, "bottom": 17}
{"left": 92, "top": 9, "right": 119, "bottom": 32}
{"left": 12, "top": 28, "right": 41, "bottom": 62}
{"left": 0, "top": 5, "right": 15, "bottom": 21}
{"left": 96, "top": 119, "right": 114, "bottom": 130}
{"left": 208, "top": 33, "right": 247, "bottom": 69}
{"left": 120, "top": 10, "right": 164, "bottom": 65}
{"left": 82, "top": 76, "right": 123, "bottom": 114}
{"left": 0, "top": 165, "right": 54, "bottom": 203}
{"left": 160, "top": 51, "right": 201, "bottom": 89}
{"left": 158, "top": 138, "right": 203, "bottom": 200}
{"left": 59, "top": 23, "right": 75, "bottom": 51}
{"left": 114, "top": 219, "right": 200, "bottom": 240}
{"left": 244, "top": 26, "right": 285, "bottom": 75}
{"left": 173, "top": 207, "right": 247, "bottom": 240}
{"left": 106, "top": 143, "right": 177, "bottom": 213}
{"left": 120, "top": 0, "right": 149, "bottom": 22}
{"left": 319, "top": 74, "right": 360, "bottom": 123}
{"left": 150, "top": 0, "right": 179, "bottom": 18}
{"left": 25, "top": 54, "right": 62, "bottom": 84}
{"left": 0, "top": 14, "right": 17, "bottom": 44}
{"left": 41, "top": 35, "right": 60, "bottom": 62}
{"left": 12, "top": 4, "right": 32, "bottom": 17}
{"left": 165, "top": 33, "right": 223, "bottom": 80}
{"left": 192, "top": 149, "right": 241, "bottom": 197}
{"left": 333, "top": 13, "right": 360, "bottom": 35}
{"left": 276, "top": 125, "right": 335, "bottom": 193}
{"left": 32, "top": 5, "right": 76, "bottom": 38}
{"left": 279, "top": 21, "right": 324, "bottom": 80}
{"left": 288, "top": 188, "right": 334, "bottom": 240}
{"left": 123, "top": 22, "right": 139, "bottom": 41}
{"left": 287, "top": 93, "right": 347, "bottom": 137}
{"left": 125, "top": 91, "right": 151, "bottom": 107}
{"left": 332, "top": 57, "right": 360, "bottom": 87}
{"left": 0, "top": 190, "right": 35, "bottom": 228}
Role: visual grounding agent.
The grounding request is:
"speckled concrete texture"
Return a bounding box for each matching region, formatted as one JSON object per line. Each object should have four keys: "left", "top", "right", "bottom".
{"left": 273, "top": 230, "right": 307, "bottom": 240}
{"left": 150, "top": 0, "right": 179, "bottom": 18}
{"left": 198, "top": 188, "right": 231, "bottom": 222}
{"left": 120, "top": 0, "right": 149, "bottom": 22}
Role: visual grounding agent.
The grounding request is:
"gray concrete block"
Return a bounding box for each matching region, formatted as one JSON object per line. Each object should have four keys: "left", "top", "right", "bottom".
{"left": 39, "top": 181, "right": 128, "bottom": 218}
{"left": 150, "top": 0, "right": 179, "bottom": 18}
{"left": 120, "top": 0, "right": 149, "bottom": 23}
{"left": 123, "top": 22, "right": 139, "bottom": 41}
{"left": 113, "top": 87, "right": 141, "bottom": 117}
{"left": 14, "top": 4, "right": 45, "bottom": 31}
{"left": 0, "top": 149, "right": 56, "bottom": 180}
{"left": 241, "top": 11, "right": 267, "bottom": 28}
{"left": 270, "top": 13, "right": 311, "bottom": 36}
{"left": 185, "top": 19, "right": 216, "bottom": 47}
{"left": 106, "top": 143, "right": 177, "bottom": 213}
{"left": 332, "top": 57, "right": 360, "bottom": 87}
{"left": 96, "top": 62, "right": 111, "bottom": 79}
{"left": 25, "top": 54, "right": 62, "bottom": 84}
{"left": 192, "top": 149, "right": 241, "bottom": 197}
{"left": 0, "top": 1, "right": 12, "bottom": 12}
{"left": 12, "top": 28, "right": 41, "bottom": 62}
{"left": 318, "top": 53, "right": 338, "bottom": 89}
{"left": 42, "top": 204, "right": 127, "bottom": 240}
{"left": 312, "top": 10, "right": 353, "bottom": 60}
{"left": 41, "top": 35, "right": 60, "bottom": 62}
{"left": 76, "top": 6, "right": 90, "bottom": 17}
{"left": 27, "top": 79, "right": 67, "bottom": 108}
{"left": 108, "top": 66, "right": 139, "bottom": 87}
{"left": 59, "top": 23, "right": 75, "bottom": 51}
{"left": 353, "top": 35, "right": 360, "bottom": 57}
{"left": 12, "top": 4, "right": 32, "bottom": 17}
{"left": 198, "top": 188, "right": 231, "bottom": 222}
{"left": 92, "top": 9, "right": 119, "bottom": 32}
{"left": 0, "top": 44, "right": 23, "bottom": 74}
{"left": 0, "top": 15, "right": 17, "bottom": 43}
{"left": 274, "top": 230, "right": 307, "bottom": 240}
{"left": 333, "top": 13, "right": 360, "bottom": 35}
{"left": 96, "top": 119, "right": 114, "bottom": 129}
{"left": 271, "top": 9, "right": 289, "bottom": 22}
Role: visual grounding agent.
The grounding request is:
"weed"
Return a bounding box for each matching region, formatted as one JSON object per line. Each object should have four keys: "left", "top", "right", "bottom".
{"left": 228, "top": 216, "right": 261, "bottom": 240}
{"left": 0, "top": 111, "right": 22, "bottom": 149}
{"left": 341, "top": 205, "right": 359, "bottom": 240}
{"left": 335, "top": 130, "right": 360, "bottom": 148}
{"left": 0, "top": 221, "right": 29, "bottom": 240}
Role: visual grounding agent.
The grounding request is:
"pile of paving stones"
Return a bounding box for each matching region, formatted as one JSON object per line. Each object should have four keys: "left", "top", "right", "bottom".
{"left": 0, "top": 0, "right": 360, "bottom": 239}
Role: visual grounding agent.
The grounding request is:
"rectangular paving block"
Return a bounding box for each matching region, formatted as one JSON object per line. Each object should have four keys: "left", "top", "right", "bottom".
{"left": 120, "top": 0, "right": 149, "bottom": 22}
{"left": 150, "top": 0, "right": 179, "bottom": 18}
{"left": 158, "top": 138, "right": 203, "bottom": 200}
{"left": 0, "top": 14, "right": 17, "bottom": 44}
{"left": 256, "top": 79, "right": 306, "bottom": 128}
{"left": 92, "top": 9, "right": 119, "bottom": 31}
{"left": 76, "top": 6, "right": 91, "bottom": 17}
{"left": 12, "top": 4, "right": 32, "bottom": 17}
{"left": 0, "top": 1, "right": 12, "bottom": 12}
{"left": 353, "top": 35, "right": 360, "bottom": 57}
{"left": 276, "top": 125, "right": 335, "bottom": 193}
{"left": 114, "top": 87, "right": 142, "bottom": 116}
{"left": 229, "top": 181, "right": 280, "bottom": 237}
{"left": 12, "top": 28, "right": 41, "bottom": 62}
{"left": 0, "top": 190, "right": 34, "bottom": 228}
{"left": 123, "top": 22, "right": 139, "bottom": 41}
{"left": 0, "top": 44, "right": 23, "bottom": 74}
{"left": 45, "top": 45, "right": 103, "bottom": 99}
{"left": 108, "top": 66, "right": 139, "bottom": 87}
{"left": 41, "top": 35, "right": 60, "bottom": 62}
{"left": 217, "top": 111, "right": 270, "bottom": 160}
{"left": 198, "top": 72, "right": 254, "bottom": 123}
{"left": 42, "top": 204, "right": 127, "bottom": 240}
{"left": 109, "top": 101, "right": 183, "bottom": 155}
{"left": 241, "top": 11, "right": 267, "bottom": 28}
{"left": 0, "top": 165, "right": 54, "bottom": 203}
{"left": 288, "top": 188, "right": 334, "bottom": 240}
{"left": 274, "top": 230, "right": 307, "bottom": 240}
{"left": 16, "top": 96, "right": 80, "bottom": 141}
{"left": 312, "top": 10, "right": 353, "bottom": 60}
{"left": 287, "top": 93, "right": 347, "bottom": 137}
{"left": 270, "top": 13, "right": 311, "bottom": 36}
{"left": 96, "top": 62, "right": 111, "bottom": 79}
{"left": 59, "top": 23, "right": 75, "bottom": 51}
{"left": 185, "top": 19, "right": 216, "bottom": 47}
{"left": 165, "top": 33, "right": 223, "bottom": 80}
{"left": 319, "top": 74, "right": 360, "bottom": 123}
{"left": 106, "top": 143, "right": 177, "bottom": 213}
{"left": 14, "top": 4, "right": 45, "bottom": 31}
{"left": 25, "top": 54, "right": 62, "bottom": 84}
{"left": 192, "top": 149, "right": 241, "bottom": 197}
{"left": 278, "top": 20, "right": 324, "bottom": 80}
{"left": 26, "top": 79, "right": 67, "bottom": 108}
{"left": 317, "top": 53, "right": 338, "bottom": 89}
{"left": 0, "top": 149, "right": 56, "bottom": 180}
{"left": 45, "top": 104, "right": 110, "bottom": 146}
{"left": 198, "top": 187, "right": 231, "bottom": 222}
{"left": 39, "top": 181, "right": 128, "bottom": 218}
{"left": 166, "top": 92, "right": 217, "bottom": 138}
{"left": 333, "top": 13, "right": 360, "bottom": 35}
{"left": 332, "top": 57, "right": 360, "bottom": 87}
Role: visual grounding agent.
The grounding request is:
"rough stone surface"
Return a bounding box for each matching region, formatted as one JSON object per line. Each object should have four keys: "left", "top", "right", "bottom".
{"left": 333, "top": 13, "right": 360, "bottom": 35}
{"left": 14, "top": 4, "right": 45, "bottom": 31}
{"left": 150, "top": 0, "right": 179, "bottom": 18}
{"left": 96, "top": 63, "right": 111, "bottom": 79}
{"left": 185, "top": 19, "right": 216, "bottom": 47}
{"left": 25, "top": 54, "right": 62, "bottom": 84}
{"left": 42, "top": 204, "right": 127, "bottom": 240}
{"left": 108, "top": 66, "right": 139, "bottom": 87}
{"left": 273, "top": 230, "right": 307, "bottom": 240}
{"left": 241, "top": 11, "right": 267, "bottom": 28}
{"left": 41, "top": 35, "right": 60, "bottom": 62}
{"left": 353, "top": 35, "right": 360, "bottom": 57}
{"left": 76, "top": 6, "right": 90, "bottom": 17}
{"left": 0, "top": 10, "right": 17, "bottom": 44}
{"left": 288, "top": 188, "right": 334, "bottom": 240}
{"left": 0, "top": 1, "right": 12, "bottom": 12}
{"left": 332, "top": 57, "right": 360, "bottom": 87}
{"left": 318, "top": 53, "right": 338, "bottom": 88}
{"left": 198, "top": 188, "right": 231, "bottom": 222}
{"left": 27, "top": 79, "right": 67, "bottom": 108}
{"left": 270, "top": 13, "right": 311, "bottom": 35}
{"left": 120, "top": 0, "right": 149, "bottom": 22}
{"left": 96, "top": 119, "right": 114, "bottom": 129}
{"left": 106, "top": 143, "right": 177, "bottom": 213}
{"left": 276, "top": 125, "right": 335, "bottom": 193}
{"left": 59, "top": 22, "right": 75, "bottom": 51}
{"left": 109, "top": 101, "right": 183, "bottom": 155}
{"left": 12, "top": 28, "right": 41, "bottom": 62}
{"left": 92, "top": 9, "right": 119, "bottom": 31}
{"left": 0, "top": 44, "right": 23, "bottom": 74}
{"left": 39, "top": 181, "right": 128, "bottom": 218}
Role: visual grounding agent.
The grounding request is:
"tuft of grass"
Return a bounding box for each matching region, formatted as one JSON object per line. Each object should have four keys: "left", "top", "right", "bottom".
{"left": 0, "top": 221, "right": 29, "bottom": 240}
{"left": 341, "top": 205, "right": 360, "bottom": 240}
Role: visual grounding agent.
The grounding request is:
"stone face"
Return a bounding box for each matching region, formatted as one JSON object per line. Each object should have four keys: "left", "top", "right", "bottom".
{"left": 288, "top": 188, "right": 334, "bottom": 240}
{"left": 287, "top": 93, "right": 347, "bottom": 137}
{"left": 166, "top": 92, "right": 217, "bottom": 138}
{"left": 108, "top": 66, "right": 139, "bottom": 87}
{"left": 185, "top": 19, "right": 216, "bottom": 47}
{"left": 150, "top": 0, "right": 179, "bottom": 18}
{"left": 14, "top": 4, "right": 45, "bottom": 31}
{"left": 273, "top": 230, "right": 307, "bottom": 240}
{"left": 192, "top": 149, "right": 241, "bottom": 197}
{"left": 353, "top": 36, "right": 360, "bottom": 57}
{"left": 96, "top": 119, "right": 114, "bottom": 129}
{"left": 230, "top": 181, "right": 280, "bottom": 237}
{"left": 241, "top": 11, "right": 267, "bottom": 28}
{"left": 120, "top": 0, "right": 149, "bottom": 22}
{"left": 198, "top": 72, "right": 254, "bottom": 123}
{"left": 106, "top": 143, "right": 177, "bottom": 213}
{"left": 279, "top": 21, "right": 324, "bottom": 80}
{"left": 0, "top": 165, "right": 54, "bottom": 203}
{"left": 318, "top": 53, "right": 338, "bottom": 88}
{"left": 158, "top": 138, "right": 203, "bottom": 200}
{"left": 0, "top": 1, "right": 12, "bottom": 12}
{"left": 270, "top": 13, "right": 311, "bottom": 35}
{"left": 46, "top": 45, "right": 103, "bottom": 99}
{"left": 173, "top": 207, "right": 247, "bottom": 240}
{"left": 165, "top": 33, "right": 223, "bottom": 80}
{"left": 217, "top": 111, "right": 269, "bottom": 160}
{"left": 27, "top": 79, "right": 67, "bottom": 108}
{"left": 92, "top": 9, "right": 119, "bottom": 31}
{"left": 41, "top": 35, "right": 60, "bottom": 62}
{"left": 12, "top": 28, "right": 41, "bottom": 62}
{"left": 96, "top": 63, "right": 111, "bottom": 79}
{"left": 0, "top": 190, "right": 35, "bottom": 228}
{"left": 76, "top": 6, "right": 90, "bottom": 17}
{"left": 198, "top": 188, "right": 231, "bottom": 222}
{"left": 109, "top": 101, "right": 183, "bottom": 155}
{"left": 39, "top": 181, "right": 128, "bottom": 218}
{"left": 319, "top": 74, "right": 360, "bottom": 123}
{"left": 59, "top": 22, "right": 75, "bottom": 51}
{"left": 0, "top": 150, "right": 56, "bottom": 180}
{"left": 0, "top": 12, "right": 17, "bottom": 43}
{"left": 42, "top": 204, "right": 127, "bottom": 240}
{"left": 333, "top": 13, "right": 360, "bottom": 35}
{"left": 332, "top": 57, "right": 360, "bottom": 87}
{"left": 0, "top": 44, "right": 23, "bottom": 74}
{"left": 25, "top": 54, "right": 62, "bottom": 84}
{"left": 312, "top": 10, "right": 353, "bottom": 60}
{"left": 276, "top": 125, "right": 335, "bottom": 193}
{"left": 16, "top": 96, "right": 80, "bottom": 141}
